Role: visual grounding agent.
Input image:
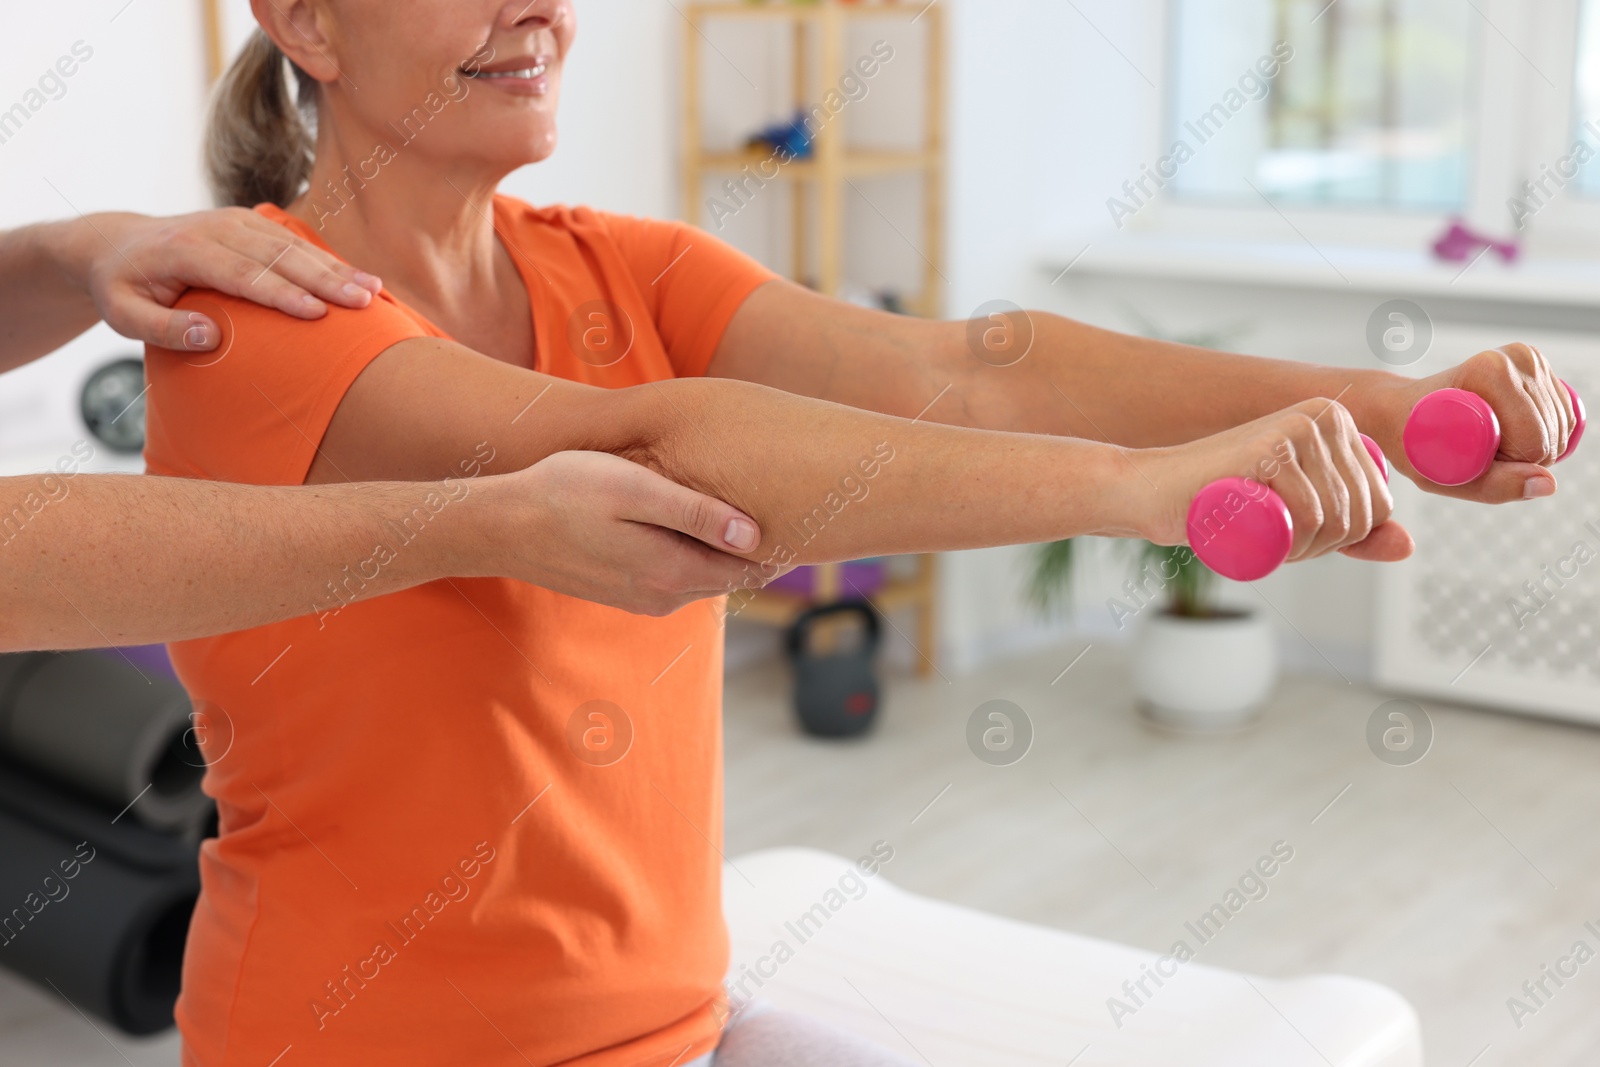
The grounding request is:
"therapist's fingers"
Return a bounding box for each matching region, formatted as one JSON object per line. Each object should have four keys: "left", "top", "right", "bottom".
{"left": 220, "top": 214, "right": 384, "bottom": 313}
{"left": 619, "top": 465, "right": 762, "bottom": 556}
{"left": 179, "top": 224, "right": 377, "bottom": 320}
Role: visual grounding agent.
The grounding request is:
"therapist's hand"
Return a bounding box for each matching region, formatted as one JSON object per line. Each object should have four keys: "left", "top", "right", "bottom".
{"left": 66, "top": 208, "right": 383, "bottom": 352}
{"left": 469, "top": 451, "right": 764, "bottom": 616}
{"left": 1359, "top": 344, "right": 1577, "bottom": 504}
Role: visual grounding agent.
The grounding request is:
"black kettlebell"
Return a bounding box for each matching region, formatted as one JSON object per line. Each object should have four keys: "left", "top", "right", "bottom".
{"left": 785, "top": 601, "right": 882, "bottom": 738}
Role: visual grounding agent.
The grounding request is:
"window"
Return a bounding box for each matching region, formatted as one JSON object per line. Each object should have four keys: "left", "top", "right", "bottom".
{"left": 1573, "top": 0, "right": 1600, "bottom": 198}
{"left": 1165, "top": 0, "right": 1474, "bottom": 211}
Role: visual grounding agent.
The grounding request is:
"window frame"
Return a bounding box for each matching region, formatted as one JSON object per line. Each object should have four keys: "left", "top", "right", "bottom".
{"left": 1514, "top": 0, "right": 1600, "bottom": 253}
{"left": 1134, "top": 0, "right": 1562, "bottom": 254}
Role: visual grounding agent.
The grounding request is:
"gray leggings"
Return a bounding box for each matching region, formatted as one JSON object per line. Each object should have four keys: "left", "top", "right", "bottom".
{"left": 684, "top": 1003, "right": 921, "bottom": 1067}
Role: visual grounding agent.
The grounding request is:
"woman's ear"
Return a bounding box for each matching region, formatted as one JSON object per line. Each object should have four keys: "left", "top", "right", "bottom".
{"left": 249, "top": 0, "right": 342, "bottom": 85}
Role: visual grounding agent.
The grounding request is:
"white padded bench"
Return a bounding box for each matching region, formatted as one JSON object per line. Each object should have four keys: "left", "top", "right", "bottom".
{"left": 723, "top": 849, "right": 1423, "bottom": 1066}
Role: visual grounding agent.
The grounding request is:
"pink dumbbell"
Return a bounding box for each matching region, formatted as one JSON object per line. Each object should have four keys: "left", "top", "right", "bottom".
{"left": 1187, "top": 435, "right": 1388, "bottom": 582}
{"left": 1403, "top": 380, "right": 1587, "bottom": 487}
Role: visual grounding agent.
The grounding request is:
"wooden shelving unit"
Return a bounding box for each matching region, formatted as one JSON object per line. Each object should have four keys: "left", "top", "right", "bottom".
{"left": 682, "top": 0, "right": 946, "bottom": 314}
{"left": 681, "top": 0, "right": 945, "bottom": 675}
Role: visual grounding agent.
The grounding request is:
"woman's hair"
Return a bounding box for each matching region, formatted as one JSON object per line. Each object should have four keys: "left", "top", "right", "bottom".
{"left": 205, "top": 30, "right": 317, "bottom": 208}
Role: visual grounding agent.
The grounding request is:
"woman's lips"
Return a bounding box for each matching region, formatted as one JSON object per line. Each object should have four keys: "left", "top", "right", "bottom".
{"left": 462, "top": 57, "right": 552, "bottom": 96}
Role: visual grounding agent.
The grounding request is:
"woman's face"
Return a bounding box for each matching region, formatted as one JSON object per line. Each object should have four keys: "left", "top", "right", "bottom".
{"left": 283, "top": 0, "right": 577, "bottom": 175}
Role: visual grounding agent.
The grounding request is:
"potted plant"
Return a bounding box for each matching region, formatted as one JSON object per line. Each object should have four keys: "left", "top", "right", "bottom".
{"left": 1027, "top": 312, "right": 1276, "bottom": 731}
{"left": 1029, "top": 539, "right": 1278, "bottom": 731}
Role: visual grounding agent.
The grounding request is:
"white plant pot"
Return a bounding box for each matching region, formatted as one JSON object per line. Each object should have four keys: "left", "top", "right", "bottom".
{"left": 1132, "top": 609, "right": 1278, "bottom": 731}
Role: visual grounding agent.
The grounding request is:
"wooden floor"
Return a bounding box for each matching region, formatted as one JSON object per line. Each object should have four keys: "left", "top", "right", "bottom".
{"left": 6, "top": 643, "right": 1600, "bottom": 1065}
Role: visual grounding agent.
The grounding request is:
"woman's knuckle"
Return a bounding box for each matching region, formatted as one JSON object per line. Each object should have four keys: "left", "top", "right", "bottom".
{"left": 681, "top": 496, "right": 717, "bottom": 537}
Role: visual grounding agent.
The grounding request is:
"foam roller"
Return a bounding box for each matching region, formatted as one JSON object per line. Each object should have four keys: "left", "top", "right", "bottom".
{"left": 0, "top": 652, "right": 210, "bottom": 833}
{"left": 0, "top": 760, "right": 199, "bottom": 1034}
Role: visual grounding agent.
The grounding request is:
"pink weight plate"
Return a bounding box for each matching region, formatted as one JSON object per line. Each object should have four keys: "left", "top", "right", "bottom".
{"left": 1403, "top": 388, "right": 1499, "bottom": 487}
{"left": 1187, "top": 477, "right": 1293, "bottom": 583}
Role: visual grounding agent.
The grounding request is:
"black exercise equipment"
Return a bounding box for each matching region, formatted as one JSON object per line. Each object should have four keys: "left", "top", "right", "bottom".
{"left": 0, "top": 652, "right": 211, "bottom": 835}
{"left": 0, "top": 757, "right": 200, "bottom": 1035}
{"left": 784, "top": 600, "right": 882, "bottom": 738}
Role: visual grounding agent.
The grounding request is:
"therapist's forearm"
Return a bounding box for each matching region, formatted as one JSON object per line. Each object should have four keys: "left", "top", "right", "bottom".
{"left": 0, "top": 221, "right": 102, "bottom": 370}
{"left": 0, "top": 474, "right": 478, "bottom": 652}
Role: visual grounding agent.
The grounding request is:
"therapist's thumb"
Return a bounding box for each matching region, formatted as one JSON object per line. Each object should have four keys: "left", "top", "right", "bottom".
{"left": 639, "top": 477, "right": 761, "bottom": 555}
{"left": 104, "top": 286, "right": 222, "bottom": 352}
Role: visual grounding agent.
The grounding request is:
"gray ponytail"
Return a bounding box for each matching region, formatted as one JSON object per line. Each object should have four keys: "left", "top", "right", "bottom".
{"left": 204, "top": 30, "right": 317, "bottom": 208}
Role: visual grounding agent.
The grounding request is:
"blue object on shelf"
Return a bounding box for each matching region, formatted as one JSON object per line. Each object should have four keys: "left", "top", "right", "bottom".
{"left": 746, "top": 110, "right": 817, "bottom": 161}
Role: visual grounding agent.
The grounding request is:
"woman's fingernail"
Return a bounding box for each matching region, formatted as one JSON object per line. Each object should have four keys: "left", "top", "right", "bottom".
{"left": 340, "top": 282, "right": 371, "bottom": 303}
{"left": 1524, "top": 477, "right": 1556, "bottom": 499}
{"left": 353, "top": 271, "right": 382, "bottom": 291}
{"left": 724, "top": 518, "right": 757, "bottom": 551}
{"left": 301, "top": 294, "right": 323, "bottom": 312}
{"left": 183, "top": 323, "right": 216, "bottom": 350}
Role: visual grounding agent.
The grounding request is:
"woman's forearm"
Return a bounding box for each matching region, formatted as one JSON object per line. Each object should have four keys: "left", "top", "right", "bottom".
{"left": 0, "top": 221, "right": 102, "bottom": 370}
{"left": 715, "top": 284, "right": 1404, "bottom": 449}
{"left": 617, "top": 376, "right": 1140, "bottom": 569}
{"left": 0, "top": 473, "right": 473, "bottom": 651}
{"left": 969, "top": 314, "right": 1401, "bottom": 449}
{"left": 714, "top": 285, "right": 1568, "bottom": 508}
{"left": 315, "top": 340, "right": 1144, "bottom": 566}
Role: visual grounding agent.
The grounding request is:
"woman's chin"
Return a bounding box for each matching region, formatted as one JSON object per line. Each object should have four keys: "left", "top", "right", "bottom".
{"left": 450, "top": 132, "right": 558, "bottom": 173}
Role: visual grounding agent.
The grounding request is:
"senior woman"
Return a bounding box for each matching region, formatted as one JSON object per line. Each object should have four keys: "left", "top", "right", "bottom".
{"left": 142, "top": 2, "right": 1575, "bottom": 1065}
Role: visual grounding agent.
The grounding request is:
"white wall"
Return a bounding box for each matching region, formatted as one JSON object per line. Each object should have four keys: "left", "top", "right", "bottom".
{"left": 0, "top": 6, "right": 211, "bottom": 475}
{"left": 935, "top": 0, "right": 1167, "bottom": 672}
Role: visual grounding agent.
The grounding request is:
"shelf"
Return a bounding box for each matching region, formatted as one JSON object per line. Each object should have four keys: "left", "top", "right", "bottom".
{"left": 681, "top": 0, "right": 944, "bottom": 675}
{"left": 692, "top": 148, "right": 935, "bottom": 179}
{"left": 730, "top": 570, "right": 935, "bottom": 628}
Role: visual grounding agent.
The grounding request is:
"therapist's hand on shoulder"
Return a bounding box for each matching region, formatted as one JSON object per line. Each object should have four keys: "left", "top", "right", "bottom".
{"left": 472, "top": 451, "right": 765, "bottom": 617}
{"left": 75, "top": 208, "right": 382, "bottom": 351}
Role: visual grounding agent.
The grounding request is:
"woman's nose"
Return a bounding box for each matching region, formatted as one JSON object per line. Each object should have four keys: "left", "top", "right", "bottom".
{"left": 499, "top": 0, "right": 569, "bottom": 31}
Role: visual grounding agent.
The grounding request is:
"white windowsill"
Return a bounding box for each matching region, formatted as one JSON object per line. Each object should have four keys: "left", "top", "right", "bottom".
{"left": 1041, "top": 235, "right": 1600, "bottom": 310}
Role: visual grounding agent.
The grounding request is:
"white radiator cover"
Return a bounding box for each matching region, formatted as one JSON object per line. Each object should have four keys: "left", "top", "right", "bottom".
{"left": 1375, "top": 326, "right": 1600, "bottom": 724}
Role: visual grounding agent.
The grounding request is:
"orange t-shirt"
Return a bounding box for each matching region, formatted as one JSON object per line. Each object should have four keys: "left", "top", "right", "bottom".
{"left": 144, "top": 197, "right": 776, "bottom": 1067}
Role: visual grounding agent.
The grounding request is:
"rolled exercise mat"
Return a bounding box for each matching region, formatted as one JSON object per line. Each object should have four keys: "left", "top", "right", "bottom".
{"left": 0, "top": 651, "right": 210, "bottom": 832}
{"left": 0, "top": 759, "right": 199, "bottom": 1034}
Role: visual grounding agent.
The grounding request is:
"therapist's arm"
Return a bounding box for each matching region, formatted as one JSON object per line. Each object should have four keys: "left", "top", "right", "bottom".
{"left": 0, "top": 209, "right": 381, "bottom": 370}
{"left": 0, "top": 452, "right": 762, "bottom": 653}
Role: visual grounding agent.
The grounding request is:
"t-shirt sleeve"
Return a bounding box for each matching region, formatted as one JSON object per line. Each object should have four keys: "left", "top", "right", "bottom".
{"left": 597, "top": 213, "right": 778, "bottom": 379}
{"left": 143, "top": 291, "right": 427, "bottom": 487}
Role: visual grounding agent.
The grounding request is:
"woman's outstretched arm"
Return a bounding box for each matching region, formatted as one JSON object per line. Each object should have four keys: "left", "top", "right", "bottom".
{"left": 308, "top": 337, "right": 1413, "bottom": 583}
{"left": 709, "top": 280, "right": 1576, "bottom": 506}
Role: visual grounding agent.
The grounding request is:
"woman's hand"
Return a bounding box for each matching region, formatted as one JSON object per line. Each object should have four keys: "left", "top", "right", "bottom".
{"left": 1139, "top": 399, "right": 1413, "bottom": 565}
{"left": 1360, "top": 344, "right": 1576, "bottom": 503}
{"left": 469, "top": 451, "right": 763, "bottom": 616}
{"left": 61, "top": 208, "right": 383, "bottom": 351}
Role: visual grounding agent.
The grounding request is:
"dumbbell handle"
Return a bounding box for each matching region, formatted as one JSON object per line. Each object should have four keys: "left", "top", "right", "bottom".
{"left": 1187, "top": 435, "right": 1387, "bottom": 583}
{"left": 1404, "top": 381, "right": 1586, "bottom": 487}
